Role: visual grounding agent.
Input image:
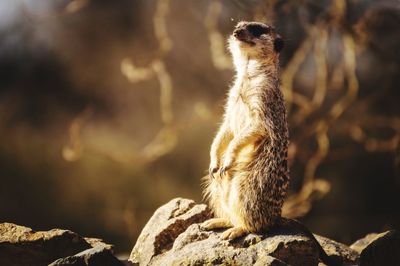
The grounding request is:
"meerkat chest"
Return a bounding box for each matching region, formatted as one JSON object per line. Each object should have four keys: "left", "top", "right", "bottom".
{"left": 226, "top": 88, "right": 259, "bottom": 134}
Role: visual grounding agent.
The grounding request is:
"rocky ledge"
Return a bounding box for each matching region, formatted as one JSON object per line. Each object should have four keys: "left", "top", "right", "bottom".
{"left": 128, "top": 198, "right": 399, "bottom": 266}
{"left": 1, "top": 198, "right": 399, "bottom": 266}
{"left": 0, "top": 223, "right": 126, "bottom": 266}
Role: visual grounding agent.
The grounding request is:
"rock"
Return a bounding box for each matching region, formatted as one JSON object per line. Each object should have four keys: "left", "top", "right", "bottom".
{"left": 129, "top": 198, "right": 360, "bottom": 266}
{"left": 253, "top": 255, "right": 288, "bottom": 266}
{"left": 351, "top": 230, "right": 400, "bottom": 266}
{"left": 350, "top": 232, "right": 379, "bottom": 253}
{"left": 315, "top": 235, "right": 359, "bottom": 265}
{"left": 150, "top": 223, "right": 318, "bottom": 266}
{"left": 0, "top": 223, "right": 121, "bottom": 266}
{"left": 49, "top": 246, "right": 124, "bottom": 266}
{"left": 0, "top": 223, "right": 91, "bottom": 266}
{"left": 84, "top": 237, "right": 114, "bottom": 251}
{"left": 129, "top": 198, "right": 212, "bottom": 265}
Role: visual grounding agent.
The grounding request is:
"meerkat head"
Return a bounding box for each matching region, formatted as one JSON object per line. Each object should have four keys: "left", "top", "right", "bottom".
{"left": 229, "top": 21, "right": 284, "bottom": 64}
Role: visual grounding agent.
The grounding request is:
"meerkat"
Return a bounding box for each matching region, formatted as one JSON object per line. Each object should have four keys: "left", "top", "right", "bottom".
{"left": 202, "top": 20, "right": 288, "bottom": 240}
{"left": 201, "top": 21, "right": 339, "bottom": 265}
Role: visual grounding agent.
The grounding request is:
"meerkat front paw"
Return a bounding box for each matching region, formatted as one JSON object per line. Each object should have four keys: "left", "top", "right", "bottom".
{"left": 220, "top": 226, "right": 248, "bottom": 240}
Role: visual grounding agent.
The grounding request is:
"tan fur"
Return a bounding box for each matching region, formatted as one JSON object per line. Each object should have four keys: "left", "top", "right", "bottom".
{"left": 201, "top": 21, "right": 289, "bottom": 240}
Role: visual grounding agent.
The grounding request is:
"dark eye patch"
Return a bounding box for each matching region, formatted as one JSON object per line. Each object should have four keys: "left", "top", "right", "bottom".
{"left": 247, "top": 24, "right": 270, "bottom": 38}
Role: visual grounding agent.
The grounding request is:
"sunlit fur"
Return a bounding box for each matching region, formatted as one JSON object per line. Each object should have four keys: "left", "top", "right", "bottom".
{"left": 202, "top": 21, "right": 289, "bottom": 238}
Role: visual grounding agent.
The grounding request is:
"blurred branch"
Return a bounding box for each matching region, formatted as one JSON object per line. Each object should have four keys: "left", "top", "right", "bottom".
{"left": 283, "top": 0, "right": 360, "bottom": 218}
{"left": 118, "top": 0, "right": 176, "bottom": 162}
{"left": 281, "top": 28, "right": 315, "bottom": 113}
{"left": 19, "top": 0, "right": 90, "bottom": 21}
{"left": 205, "top": 0, "right": 233, "bottom": 70}
{"left": 64, "top": 0, "right": 89, "bottom": 14}
{"left": 65, "top": 0, "right": 177, "bottom": 163}
{"left": 62, "top": 107, "right": 93, "bottom": 162}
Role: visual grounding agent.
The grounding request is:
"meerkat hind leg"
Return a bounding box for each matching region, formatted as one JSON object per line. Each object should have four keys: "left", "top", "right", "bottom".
{"left": 200, "top": 218, "right": 233, "bottom": 230}
{"left": 220, "top": 226, "right": 248, "bottom": 240}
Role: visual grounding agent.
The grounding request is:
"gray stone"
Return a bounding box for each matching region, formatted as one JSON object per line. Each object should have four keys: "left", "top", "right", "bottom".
{"left": 351, "top": 230, "right": 400, "bottom": 266}
{"left": 49, "top": 246, "right": 124, "bottom": 266}
{"left": 0, "top": 223, "right": 120, "bottom": 266}
{"left": 314, "top": 235, "right": 359, "bottom": 265}
{"left": 350, "top": 232, "right": 382, "bottom": 253}
{"left": 84, "top": 237, "right": 114, "bottom": 251}
{"left": 150, "top": 223, "right": 318, "bottom": 266}
{"left": 129, "top": 198, "right": 212, "bottom": 265}
{"left": 127, "top": 198, "right": 398, "bottom": 265}
{"left": 0, "top": 223, "right": 91, "bottom": 266}
{"left": 253, "top": 255, "right": 288, "bottom": 266}
{"left": 129, "top": 198, "right": 362, "bottom": 266}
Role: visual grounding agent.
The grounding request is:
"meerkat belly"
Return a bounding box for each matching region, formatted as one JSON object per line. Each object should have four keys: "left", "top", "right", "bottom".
{"left": 219, "top": 177, "right": 234, "bottom": 217}
{"left": 226, "top": 97, "right": 261, "bottom": 166}
{"left": 226, "top": 177, "right": 244, "bottom": 225}
{"left": 217, "top": 173, "right": 245, "bottom": 224}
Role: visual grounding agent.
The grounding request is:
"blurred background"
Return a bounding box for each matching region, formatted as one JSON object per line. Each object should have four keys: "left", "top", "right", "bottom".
{"left": 0, "top": 0, "right": 399, "bottom": 253}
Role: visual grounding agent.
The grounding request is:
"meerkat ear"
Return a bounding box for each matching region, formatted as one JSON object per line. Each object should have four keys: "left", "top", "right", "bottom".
{"left": 274, "top": 37, "right": 284, "bottom": 53}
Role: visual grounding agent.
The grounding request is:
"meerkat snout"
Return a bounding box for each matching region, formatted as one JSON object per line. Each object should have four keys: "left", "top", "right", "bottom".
{"left": 234, "top": 22, "right": 271, "bottom": 37}
{"left": 233, "top": 27, "right": 255, "bottom": 45}
{"left": 233, "top": 22, "right": 271, "bottom": 45}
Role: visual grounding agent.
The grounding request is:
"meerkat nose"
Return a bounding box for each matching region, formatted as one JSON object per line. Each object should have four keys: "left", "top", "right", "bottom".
{"left": 233, "top": 28, "right": 245, "bottom": 38}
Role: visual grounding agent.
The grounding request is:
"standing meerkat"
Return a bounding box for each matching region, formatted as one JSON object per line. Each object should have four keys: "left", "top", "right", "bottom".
{"left": 202, "top": 21, "right": 288, "bottom": 240}
{"left": 201, "top": 21, "right": 338, "bottom": 265}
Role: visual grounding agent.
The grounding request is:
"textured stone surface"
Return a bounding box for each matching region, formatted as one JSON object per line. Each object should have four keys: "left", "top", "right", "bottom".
{"left": 351, "top": 230, "right": 400, "bottom": 266}
{"left": 253, "top": 255, "right": 288, "bottom": 266}
{"left": 84, "top": 237, "right": 114, "bottom": 251}
{"left": 49, "top": 246, "right": 124, "bottom": 266}
{"left": 129, "top": 198, "right": 363, "bottom": 266}
{"left": 0, "top": 223, "right": 91, "bottom": 266}
{"left": 3, "top": 199, "right": 395, "bottom": 266}
{"left": 129, "top": 198, "right": 212, "bottom": 265}
{"left": 0, "top": 223, "right": 121, "bottom": 266}
{"left": 315, "top": 235, "right": 359, "bottom": 265}
{"left": 150, "top": 223, "right": 319, "bottom": 266}
{"left": 350, "top": 232, "right": 379, "bottom": 253}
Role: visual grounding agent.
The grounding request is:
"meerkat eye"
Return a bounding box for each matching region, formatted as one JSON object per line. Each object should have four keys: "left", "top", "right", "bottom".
{"left": 247, "top": 24, "right": 269, "bottom": 38}
{"left": 274, "top": 37, "right": 284, "bottom": 52}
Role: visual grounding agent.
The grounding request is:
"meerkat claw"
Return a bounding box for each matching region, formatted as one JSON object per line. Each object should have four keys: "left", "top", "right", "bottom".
{"left": 220, "top": 167, "right": 226, "bottom": 177}
{"left": 220, "top": 165, "right": 231, "bottom": 177}
{"left": 219, "top": 167, "right": 223, "bottom": 176}
{"left": 209, "top": 167, "right": 218, "bottom": 179}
